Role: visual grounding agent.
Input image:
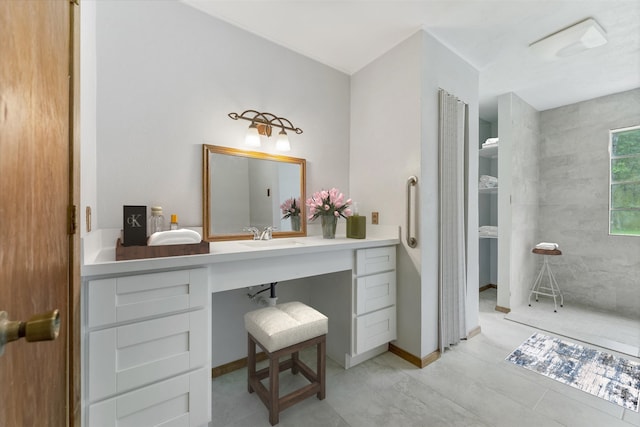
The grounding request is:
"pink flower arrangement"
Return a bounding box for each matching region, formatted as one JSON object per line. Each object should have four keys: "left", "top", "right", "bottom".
{"left": 280, "top": 197, "right": 301, "bottom": 219}
{"left": 306, "top": 188, "right": 352, "bottom": 221}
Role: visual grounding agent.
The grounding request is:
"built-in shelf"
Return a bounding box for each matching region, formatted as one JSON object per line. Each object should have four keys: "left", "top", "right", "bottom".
{"left": 479, "top": 145, "right": 498, "bottom": 158}
{"left": 479, "top": 138, "right": 498, "bottom": 291}
{"left": 479, "top": 187, "right": 498, "bottom": 194}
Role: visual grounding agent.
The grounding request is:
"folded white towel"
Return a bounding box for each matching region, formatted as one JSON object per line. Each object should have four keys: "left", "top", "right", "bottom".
{"left": 479, "top": 226, "right": 498, "bottom": 236}
{"left": 479, "top": 175, "right": 498, "bottom": 188}
{"left": 148, "top": 229, "right": 202, "bottom": 246}
{"left": 535, "top": 242, "right": 558, "bottom": 250}
{"left": 482, "top": 138, "right": 499, "bottom": 149}
{"left": 480, "top": 175, "right": 497, "bottom": 183}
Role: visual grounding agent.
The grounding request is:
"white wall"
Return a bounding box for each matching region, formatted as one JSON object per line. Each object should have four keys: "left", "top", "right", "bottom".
{"left": 351, "top": 30, "right": 479, "bottom": 359}
{"left": 419, "top": 31, "right": 480, "bottom": 355}
{"left": 80, "top": 0, "right": 97, "bottom": 236}
{"left": 351, "top": 32, "right": 423, "bottom": 357}
{"left": 92, "top": 0, "right": 350, "bottom": 230}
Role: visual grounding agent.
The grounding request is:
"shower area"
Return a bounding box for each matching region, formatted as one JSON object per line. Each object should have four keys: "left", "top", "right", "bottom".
{"left": 478, "top": 89, "right": 640, "bottom": 357}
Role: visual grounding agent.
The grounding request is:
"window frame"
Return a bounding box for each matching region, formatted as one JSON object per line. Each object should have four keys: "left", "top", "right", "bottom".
{"left": 609, "top": 124, "right": 640, "bottom": 236}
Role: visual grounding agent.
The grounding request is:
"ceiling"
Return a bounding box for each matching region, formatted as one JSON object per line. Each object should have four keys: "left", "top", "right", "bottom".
{"left": 182, "top": 0, "right": 640, "bottom": 122}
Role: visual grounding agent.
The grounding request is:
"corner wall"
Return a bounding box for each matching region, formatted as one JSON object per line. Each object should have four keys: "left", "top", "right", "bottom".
{"left": 350, "top": 30, "right": 479, "bottom": 359}
{"left": 497, "top": 93, "right": 540, "bottom": 308}
{"left": 350, "top": 32, "right": 423, "bottom": 357}
{"left": 539, "top": 88, "right": 640, "bottom": 317}
{"left": 420, "top": 31, "right": 479, "bottom": 355}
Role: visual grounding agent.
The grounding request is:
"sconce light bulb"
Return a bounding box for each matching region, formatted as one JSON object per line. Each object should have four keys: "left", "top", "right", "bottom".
{"left": 245, "top": 123, "right": 261, "bottom": 147}
{"left": 275, "top": 129, "right": 290, "bottom": 152}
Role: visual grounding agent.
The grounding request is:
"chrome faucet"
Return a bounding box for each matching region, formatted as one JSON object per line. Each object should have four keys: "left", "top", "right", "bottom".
{"left": 243, "top": 226, "right": 276, "bottom": 240}
{"left": 243, "top": 226, "right": 261, "bottom": 240}
{"left": 259, "top": 226, "right": 276, "bottom": 240}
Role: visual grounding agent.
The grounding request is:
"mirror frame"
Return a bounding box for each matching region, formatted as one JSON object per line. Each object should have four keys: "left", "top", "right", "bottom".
{"left": 202, "top": 144, "right": 307, "bottom": 241}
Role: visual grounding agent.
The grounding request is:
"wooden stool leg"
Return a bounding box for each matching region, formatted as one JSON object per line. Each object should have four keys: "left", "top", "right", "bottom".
{"left": 317, "top": 338, "right": 326, "bottom": 400}
{"left": 269, "top": 354, "right": 279, "bottom": 426}
{"left": 246, "top": 332, "right": 327, "bottom": 425}
{"left": 248, "top": 335, "right": 256, "bottom": 394}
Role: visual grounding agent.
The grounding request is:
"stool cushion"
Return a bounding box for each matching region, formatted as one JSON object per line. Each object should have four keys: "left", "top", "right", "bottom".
{"left": 245, "top": 302, "right": 328, "bottom": 352}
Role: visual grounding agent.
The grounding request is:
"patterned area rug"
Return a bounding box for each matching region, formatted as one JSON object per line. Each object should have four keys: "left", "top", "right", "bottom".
{"left": 506, "top": 332, "right": 640, "bottom": 411}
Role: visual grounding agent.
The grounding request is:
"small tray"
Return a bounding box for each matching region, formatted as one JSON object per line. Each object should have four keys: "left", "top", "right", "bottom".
{"left": 115, "top": 238, "right": 210, "bottom": 261}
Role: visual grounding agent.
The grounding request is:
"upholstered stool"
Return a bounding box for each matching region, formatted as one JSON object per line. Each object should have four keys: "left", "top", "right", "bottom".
{"left": 528, "top": 248, "right": 564, "bottom": 312}
{"left": 244, "top": 302, "right": 328, "bottom": 425}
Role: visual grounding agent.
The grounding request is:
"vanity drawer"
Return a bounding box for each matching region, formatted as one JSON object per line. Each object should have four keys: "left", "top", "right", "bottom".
{"left": 355, "top": 306, "right": 396, "bottom": 354}
{"left": 355, "top": 271, "right": 396, "bottom": 315}
{"left": 88, "top": 268, "right": 207, "bottom": 328}
{"left": 88, "top": 367, "right": 210, "bottom": 427}
{"left": 354, "top": 246, "right": 396, "bottom": 276}
{"left": 88, "top": 309, "right": 207, "bottom": 402}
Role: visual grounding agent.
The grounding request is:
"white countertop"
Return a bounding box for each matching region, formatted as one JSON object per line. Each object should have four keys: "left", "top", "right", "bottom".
{"left": 82, "top": 225, "right": 400, "bottom": 277}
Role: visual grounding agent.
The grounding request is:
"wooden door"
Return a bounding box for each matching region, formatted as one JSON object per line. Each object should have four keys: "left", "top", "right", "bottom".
{"left": 0, "top": 1, "right": 79, "bottom": 426}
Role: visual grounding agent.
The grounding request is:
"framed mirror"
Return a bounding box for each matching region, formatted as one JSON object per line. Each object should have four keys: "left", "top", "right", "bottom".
{"left": 203, "top": 144, "right": 306, "bottom": 241}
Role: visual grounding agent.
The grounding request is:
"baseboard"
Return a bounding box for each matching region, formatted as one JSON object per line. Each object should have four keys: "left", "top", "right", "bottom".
{"left": 388, "top": 343, "right": 440, "bottom": 368}
{"left": 466, "top": 325, "right": 482, "bottom": 339}
{"left": 495, "top": 305, "right": 511, "bottom": 313}
{"left": 479, "top": 284, "right": 497, "bottom": 292}
{"left": 211, "top": 352, "right": 268, "bottom": 378}
{"left": 215, "top": 344, "right": 443, "bottom": 376}
{"left": 344, "top": 344, "right": 388, "bottom": 369}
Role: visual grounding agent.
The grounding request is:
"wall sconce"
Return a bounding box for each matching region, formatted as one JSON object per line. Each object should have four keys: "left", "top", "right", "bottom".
{"left": 228, "top": 110, "right": 303, "bottom": 152}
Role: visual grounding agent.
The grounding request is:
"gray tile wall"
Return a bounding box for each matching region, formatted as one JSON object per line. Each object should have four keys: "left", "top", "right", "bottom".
{"left": 508, "top": 94, "right": 541, "bottom": 307}
{"left": 538, "top": 88, "right": 640, "bottom": 317}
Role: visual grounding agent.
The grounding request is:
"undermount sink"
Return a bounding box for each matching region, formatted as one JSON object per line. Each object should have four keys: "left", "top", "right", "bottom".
{"left": 239, "top": 239, "right": 305, "bottom": 248}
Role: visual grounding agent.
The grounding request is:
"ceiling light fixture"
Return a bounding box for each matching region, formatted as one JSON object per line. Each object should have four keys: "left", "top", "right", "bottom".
{"left": 529, "top": 18, "right": 607, "bottom": 60}
{"left": 228, "top": 110, "right": 303, "bottom": 152}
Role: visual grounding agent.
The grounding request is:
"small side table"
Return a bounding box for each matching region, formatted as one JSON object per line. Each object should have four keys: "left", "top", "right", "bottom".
{"left": 528, "top": 248, "right": 564, "bottom": 312}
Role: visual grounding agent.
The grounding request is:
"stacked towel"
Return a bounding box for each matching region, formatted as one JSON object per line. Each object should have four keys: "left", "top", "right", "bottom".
{"left": 479, "top": 175, "right": 498, "bottom": 189}
{"left": 482, "top": 137, "right": 499, "bottom": 149}
{"left": 535, "top": 242, "right": 559, "bottom": 250}
{"left": 479, "top": 225, "right": 498, "bottom": 237}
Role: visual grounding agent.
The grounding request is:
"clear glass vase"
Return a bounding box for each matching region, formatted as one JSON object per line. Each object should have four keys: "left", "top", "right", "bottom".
{"left": 291, "top": 215, "right": 301, "bottom": 231}
{"left": 321, "top": 215, "right": 337, "bottom": 239}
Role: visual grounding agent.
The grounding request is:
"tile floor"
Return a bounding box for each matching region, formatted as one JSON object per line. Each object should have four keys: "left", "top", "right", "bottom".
{"left": 211, "top": 288, "right": 640, "bottom": 426}
{"left": 506, "top": 293, "right": 640, "bottom": 358}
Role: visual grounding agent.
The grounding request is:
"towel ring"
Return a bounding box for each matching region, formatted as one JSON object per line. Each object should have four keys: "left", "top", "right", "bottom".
{"left": 406, "top": 176, "right": 418, "bottom": 248}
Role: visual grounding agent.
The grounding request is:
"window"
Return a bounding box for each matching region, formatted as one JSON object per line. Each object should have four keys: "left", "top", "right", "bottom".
{"left": 610, "top": 125, "right": 640, "bottom": 236}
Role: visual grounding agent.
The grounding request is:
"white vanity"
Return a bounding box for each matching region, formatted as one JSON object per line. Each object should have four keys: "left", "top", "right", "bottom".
{"left": 81, "top": 227, "right": 399, "bottom": 426}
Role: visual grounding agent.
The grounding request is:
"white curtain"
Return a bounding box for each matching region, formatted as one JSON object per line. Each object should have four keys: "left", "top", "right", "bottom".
{"left": 438, "top": 89, "right": 468, "bottom": 353}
